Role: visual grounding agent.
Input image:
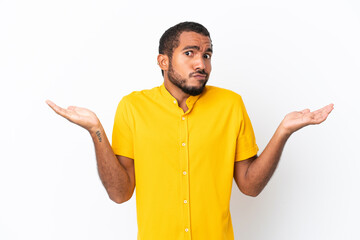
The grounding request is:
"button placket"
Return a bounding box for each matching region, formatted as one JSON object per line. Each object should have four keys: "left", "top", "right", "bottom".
{"left": 180, "top": 113, "right": 191, "bottom": 238}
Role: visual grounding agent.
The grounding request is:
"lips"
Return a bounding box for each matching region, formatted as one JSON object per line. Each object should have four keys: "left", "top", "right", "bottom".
{"left": 191, "top": 74, "right": 207, "bottom": 79}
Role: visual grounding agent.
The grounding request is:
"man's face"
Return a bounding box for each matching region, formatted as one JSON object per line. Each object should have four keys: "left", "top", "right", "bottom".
{"left": 167, "top": 31, "right": 212, "bottom": 96}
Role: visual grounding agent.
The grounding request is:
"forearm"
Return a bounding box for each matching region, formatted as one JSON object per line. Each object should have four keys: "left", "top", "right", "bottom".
{"left": 237, "top": 104, "right": 333, "bottom": 197}
{"left": 245, "top": 124, "right": 291, "bottom": 196}
{"left": 89, "top": 125, "right": 132, "bottom": 203}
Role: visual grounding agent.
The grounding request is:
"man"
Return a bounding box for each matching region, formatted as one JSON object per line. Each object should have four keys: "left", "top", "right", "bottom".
{"left": 46, "top": 22, "right": 333, "bottom": 240}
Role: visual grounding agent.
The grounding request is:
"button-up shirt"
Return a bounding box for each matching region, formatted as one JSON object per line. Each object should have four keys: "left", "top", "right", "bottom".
{"left": 111, "top": 83, "right": 259, "bottom": 240}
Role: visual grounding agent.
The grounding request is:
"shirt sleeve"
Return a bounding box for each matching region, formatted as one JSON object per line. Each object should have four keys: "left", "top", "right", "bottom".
{"left": 234, "top": 96, "right": 259, "bottom": 162}
{"left": 111, "top": 96, "right": 134, "bottom": 159}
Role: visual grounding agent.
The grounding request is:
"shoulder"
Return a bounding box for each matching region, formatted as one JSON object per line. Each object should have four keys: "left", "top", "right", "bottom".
{"left": 203, "top": 85, "right": 244, "bottom": 104}
{"left": 120, "top": 85, "right": 161, "bottom": 106}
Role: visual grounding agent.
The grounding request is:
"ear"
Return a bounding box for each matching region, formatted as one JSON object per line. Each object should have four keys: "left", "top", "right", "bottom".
{"left": 157, "top": 54, "right": 169, "bottom": 72}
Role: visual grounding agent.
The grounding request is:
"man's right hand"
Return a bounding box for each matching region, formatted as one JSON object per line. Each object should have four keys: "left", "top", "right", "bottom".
{"left": 46, "top": 100, "right": 101, "bottom": 133}
{"left": 46, "top": 99, "right": 134, "bottom": 203}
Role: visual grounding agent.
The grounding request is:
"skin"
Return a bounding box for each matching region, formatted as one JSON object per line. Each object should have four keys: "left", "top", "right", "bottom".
{"left": 158, "top": 31, "right": 213, "bottom": 112}
{"left": 46, "top": 31, "right": 334, "bottom": 202}
{"left": 45, "top": 100, "right": 135, "bottom": 203}
{"left": 233, "top": 107, "right": 334, "bottom": 197}
{"left": 158, "top": 32, "right": 334, "bottom": 196}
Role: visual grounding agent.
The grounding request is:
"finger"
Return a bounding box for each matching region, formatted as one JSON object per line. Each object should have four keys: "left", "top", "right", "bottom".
{"left": 301, "top": 109, "right": 310, "bottom": 114}
{"left": 320, "top": 103, "right": 334, "bottom": 112}
{"left": 311, "top": 104, "right": 334, "bottom": 124}
{"left": 46, "top": 99, "right": 62, "bottom": 113}
{"left": 45, "top": 99, "right": 56, "bottom": 109}
{"left": 312, "top": 103, "right": 334, "bottom": 116}
{"left": 45, "top": 100, "right": 70, "bottom": 119}
{"left": 325, "top": 103, "right": 334, "bottom": 113}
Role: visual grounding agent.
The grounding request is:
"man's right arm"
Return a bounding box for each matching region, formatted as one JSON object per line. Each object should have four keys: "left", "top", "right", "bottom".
{"left": 90, "top": 124, "right": 135, "bottom": 203}
{"left": 46, "top": 100, "right": 135, "bottom": 204}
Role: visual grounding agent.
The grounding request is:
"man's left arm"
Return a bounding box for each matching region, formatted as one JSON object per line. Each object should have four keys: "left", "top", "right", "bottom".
{"left": 233, "top": 104, "right": 334, "bottom": 197}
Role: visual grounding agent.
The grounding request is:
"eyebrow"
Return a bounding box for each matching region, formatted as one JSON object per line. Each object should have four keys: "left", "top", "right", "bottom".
{"left": 182, "top": 45, "right": 213, "bottom": 53}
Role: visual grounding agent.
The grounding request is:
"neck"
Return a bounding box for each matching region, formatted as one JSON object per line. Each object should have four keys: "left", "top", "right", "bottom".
{"left": 163, "top": 78, "right": 191, "bottom": 113}
{"left": 163, "top": 78, "right": 190, "bottom": 105}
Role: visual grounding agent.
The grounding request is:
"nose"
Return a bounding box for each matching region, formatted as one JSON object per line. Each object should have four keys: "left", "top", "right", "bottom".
{"left": 193, "top": 55, "right": 206, "bottom": 71}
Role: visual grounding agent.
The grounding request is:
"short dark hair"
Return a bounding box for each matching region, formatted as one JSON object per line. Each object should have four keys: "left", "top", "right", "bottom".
{"left": 158, "top": 21, "right": 211, "bottom": 76}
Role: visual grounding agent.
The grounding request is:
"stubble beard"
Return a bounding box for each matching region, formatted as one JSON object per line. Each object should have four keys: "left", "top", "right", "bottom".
{"left": 167, "top": 61, "right": 208, "bottom": 96}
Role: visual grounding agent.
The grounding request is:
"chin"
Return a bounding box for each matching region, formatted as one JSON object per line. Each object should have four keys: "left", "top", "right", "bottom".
{"left": 182, "top": 83, "right": 207, "bottom": 96}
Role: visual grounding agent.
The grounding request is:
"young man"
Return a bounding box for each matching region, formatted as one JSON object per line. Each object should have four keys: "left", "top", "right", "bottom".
{"left": 46, "top": 22, "right": 333, "bottom": 240}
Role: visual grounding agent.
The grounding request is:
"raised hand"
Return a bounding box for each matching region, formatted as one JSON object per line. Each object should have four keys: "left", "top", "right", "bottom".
{"left": 280, "top": 103, "right": 334, "bottom": 136}
{"left": 46, "top": 100, "right": 101, "bottom": 133}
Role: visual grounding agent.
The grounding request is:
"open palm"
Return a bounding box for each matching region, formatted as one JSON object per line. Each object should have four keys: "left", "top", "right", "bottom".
{"left": 281, "top": 104, "right": 334, "bottom": 135}
{"left": 46, "top": 100, "right": 100, "bottom": 132}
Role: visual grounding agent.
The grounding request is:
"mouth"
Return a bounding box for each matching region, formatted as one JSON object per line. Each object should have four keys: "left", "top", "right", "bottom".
{"left": 191, "top": 74, "right": 207, "bottom": 80}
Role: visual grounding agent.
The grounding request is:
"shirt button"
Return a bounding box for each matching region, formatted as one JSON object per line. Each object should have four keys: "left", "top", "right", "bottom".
{"left": 183, "top": 171, "right": 187, "bottom": 175}
{"left": 184, "top": 200, "right": 187, "bottom": 203}
{"left": 185, "top": 228, "right": 189, "bottom": 232}
{"left": 182, "top": 117, "right": 185, "bottom": 120}
{"left": 182, "top": 143, "right": 186, "bottom": 146}
{"left": 173, "top": 100, "right": 177, "bottom": 104}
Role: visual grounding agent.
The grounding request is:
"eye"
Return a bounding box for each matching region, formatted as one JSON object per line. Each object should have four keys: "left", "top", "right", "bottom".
{"left": 184, "top": 51, "right": 193, "bottom": 56}
{"left": 204, "top": 53, "right": 211, "bottom": 59}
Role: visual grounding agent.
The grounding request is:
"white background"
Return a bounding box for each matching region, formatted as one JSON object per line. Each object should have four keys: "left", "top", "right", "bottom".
{"left": 1, "top": 0, "right": 359, "bottom": 239}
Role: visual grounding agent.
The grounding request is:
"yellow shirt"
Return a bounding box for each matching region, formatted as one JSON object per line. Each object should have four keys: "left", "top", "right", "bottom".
{"left": 112, "top": 83, "right": 259, "bottom": 240}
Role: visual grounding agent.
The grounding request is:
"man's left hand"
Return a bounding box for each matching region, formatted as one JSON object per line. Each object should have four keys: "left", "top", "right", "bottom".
{"left": 280, "top": 103, "right": 334, "bottom": 136}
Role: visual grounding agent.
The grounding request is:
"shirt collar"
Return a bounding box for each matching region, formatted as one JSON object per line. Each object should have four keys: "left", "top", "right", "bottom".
{"left": 159, "top": 82, "right": 205, "bottom": 112}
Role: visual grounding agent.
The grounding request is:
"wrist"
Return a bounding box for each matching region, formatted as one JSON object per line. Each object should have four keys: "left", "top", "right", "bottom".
{"left": 277, "top": 121, "right": 293, "bottom": 139}
{"left": 89, "top": 122, "right": 103, "bottom": 135}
